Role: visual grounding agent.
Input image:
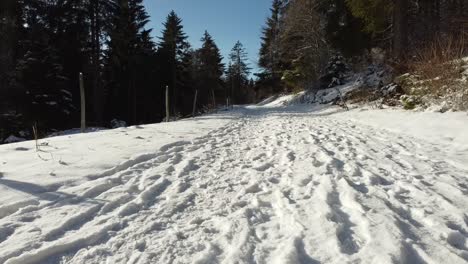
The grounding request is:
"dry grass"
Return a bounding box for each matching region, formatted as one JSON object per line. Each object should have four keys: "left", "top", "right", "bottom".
{"left": 345, "top": 88, "right": 377, "bottom": 104}
{"left": 407, "top": 34, "right": 468, "bottom": 110}
{"left": 409, "top": 35, "right": 466, "bottom": 91}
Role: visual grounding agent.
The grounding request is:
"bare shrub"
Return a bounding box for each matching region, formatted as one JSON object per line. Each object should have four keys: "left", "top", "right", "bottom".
{"left": 346, "top": 88, "right": 377, "bottom": 104}
{"left": 407, "top": 34, "right": 468, "bottom": 110}
{"left": 410, "top": 35, "right": 465, "bottom": 87}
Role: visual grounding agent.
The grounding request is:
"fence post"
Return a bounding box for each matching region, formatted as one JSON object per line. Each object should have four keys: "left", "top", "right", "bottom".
{"left": 211, "top": 89, "right": 216, "bottom": 112}
{"left": 79, "top": 72, "right": 86, "bottom": 133}
{"left": 192, "top": 90, "right": 198, "bottom": 118}
{"left": 165, "top": 85, "right": 170, "bottom": 122}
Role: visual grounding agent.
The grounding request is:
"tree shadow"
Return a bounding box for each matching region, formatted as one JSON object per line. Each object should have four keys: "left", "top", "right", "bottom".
{"left": 0, "top": 178, "right": 92, "bottom": 204}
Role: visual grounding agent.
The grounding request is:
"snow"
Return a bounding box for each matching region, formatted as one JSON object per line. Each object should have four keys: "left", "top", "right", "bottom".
{"left": 3, "top": 136, "right": 27, "bottom": 144}
{"left": 47, "top": 127, "right": 105, "bottom": 138}
{"left": 0, "top": 97, "right": 467, "bottom": 264}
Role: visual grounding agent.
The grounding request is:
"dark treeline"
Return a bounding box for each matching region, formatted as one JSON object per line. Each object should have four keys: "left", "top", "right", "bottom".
{"left": 2, "top": 0, "right": 468, "bottom": 141}
{"left": 0, "top": 0, "right": 254, "bottom": 140}
{"left": 255, "top": 0, "right": 468, "bottom": 97}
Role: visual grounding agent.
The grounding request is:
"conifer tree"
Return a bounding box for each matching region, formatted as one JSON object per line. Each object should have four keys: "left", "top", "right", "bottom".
{"left": 258, "top": 0, "right": 285, "bottom": 94}
{"left": 195, "top": 31, "right": 225, "bottom": 109}
{"left": 318, "top": 0, "right": 370, "bottom": 57}
{"left": 104, "top": 0, "right": 153, "bottom": 124}
{"left": 0, "top": 0, "right": 23, "bottom": 121}
{"left": 280, "top": 0, "right": 329, "bottom": 90}
{"left": 344, "top": 0, "right": 392, "bottom": 35}
{"left": 88, "top": 0, "right": 112, "bottom": 125}
{"left": 158, "top": 11, "right": 191, "bottom": 117}
{"left": 10, "top": 0, "right": 81, "bottom": 130}
{"left": 228, "top": 41, "right": 251, "bottom": 104}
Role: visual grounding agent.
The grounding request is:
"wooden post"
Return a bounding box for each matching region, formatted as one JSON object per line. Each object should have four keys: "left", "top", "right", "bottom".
{"left": 211, "top": 89, "right": 216, "bottom": 112}
{"left": 165, "top": 85, "right": 170, "bottom": 122}
{"left": 192, "top": 90, "right": 198, "bottom": 118}
{"left": 79, "top": 72, "right": 86, "bottom": 133}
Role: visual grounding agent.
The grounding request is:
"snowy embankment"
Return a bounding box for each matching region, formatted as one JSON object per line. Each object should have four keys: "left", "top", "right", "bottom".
{"left": 0, "top": 97, "right": 468, "bottom": 264}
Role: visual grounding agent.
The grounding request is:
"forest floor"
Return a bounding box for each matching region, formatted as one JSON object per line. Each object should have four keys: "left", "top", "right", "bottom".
{"left": 0, "top": 98, "right": 468, "bottom": 264}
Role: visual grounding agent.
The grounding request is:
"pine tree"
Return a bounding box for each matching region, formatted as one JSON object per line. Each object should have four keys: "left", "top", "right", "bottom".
{"left": 280, "top": 0, "right": 329, "bottom": 90}
{"left": 228, "top": 41, "right": 251, "bottom": 104}
{"left": 9, "top": 0, "right": 83, "bottom": 130}
{"left": 194, "top": 31, "right": 225, "bottom": 110}
{"left": 318, "top": 0, "right": 370, "bottom": 57}
{"left": 133, "top": 28, "right": 159, "bottom": 123}
{"left": 259, "top": 0, "right": 284, "bottom": 79}
{"left": 393, "top": 0, "right": 408, "bottom": 60}
{"left": 88, "top": 0, "right": 112, "bottom": 125}
{"left": 0, "top": 0, "right": 22, "bottom": 114}
{"left": 345, "top": 0, "right": 392, "bottom": 35}
{"left": 104, "top": 0, "right": 153, "bottom": 124}
{"left": 158, "top": 11, "right": 191, "bottom": 117}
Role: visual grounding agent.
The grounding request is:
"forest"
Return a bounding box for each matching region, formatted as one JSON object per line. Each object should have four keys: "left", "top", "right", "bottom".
{"left": 1, "top": 0, "right": 468, "bottom": 141}
{"left": 0, "top": 0, "right": 254, "bottom": 140}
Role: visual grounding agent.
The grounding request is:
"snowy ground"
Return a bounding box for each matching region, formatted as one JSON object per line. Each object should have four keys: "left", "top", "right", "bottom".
{"left": 0, "top": 100, "right": 467, "bottom": 264}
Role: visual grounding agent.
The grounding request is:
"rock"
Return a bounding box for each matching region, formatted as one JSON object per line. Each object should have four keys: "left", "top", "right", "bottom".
{"left": 381, "top": 83, "right": 404, "bottom": 97}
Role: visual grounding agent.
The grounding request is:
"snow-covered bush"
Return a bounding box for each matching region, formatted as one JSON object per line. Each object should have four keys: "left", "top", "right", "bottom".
{"left": 111, "top": 119, "right": 127, "bottom": 128}
{"left": 0, "top": 112, "right": 28, "bottom": 145}
{"left": 319, "top": 55, "right": 350, "bottom": 88}
{"left": 355, "top": 64, "right": 393, "bottom": 90}
{"left": 380, "top": 83, "right": 403, "bottom": 97}
{"left": 400, "top": 95, "right": 420, "bottom": 110}
{"left": 4, "top": 135, "right": 27, "bottom": 144}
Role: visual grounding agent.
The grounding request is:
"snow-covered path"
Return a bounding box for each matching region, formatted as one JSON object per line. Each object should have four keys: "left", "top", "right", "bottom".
{"left": 1, "top": 106, "right": 468, "bottom": 264}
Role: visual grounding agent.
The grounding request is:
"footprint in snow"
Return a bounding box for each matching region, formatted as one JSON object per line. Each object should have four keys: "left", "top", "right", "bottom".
{"left": 268, "top": 177, "right": 280, "bottom": 184}
{"left": 254, "top": 163, "right": 273, "bottom": 172}
{"left": 446, "top": 231, "right": 467, "bottom": 250}
{"left": 14, "top": 147, "right": 29, "bottom": 151}
{"left": 244, "top": 183, "right": 262, "bottom": 194}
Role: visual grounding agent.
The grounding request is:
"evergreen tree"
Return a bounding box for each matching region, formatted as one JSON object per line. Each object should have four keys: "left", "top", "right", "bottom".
{"left": 280, "top": 0, "right": 329, "bottom": 91}
{"left": 194, "top": 31, "right": 225, "bottom": 110}
{"left": 258, "top": 0, "right": 284, "bottom": 83}
{"left": 318, "top": 0, "right": 370, "bottom": 57}
{"left": 10, "top": 0, "right": 84, "bottom": 130}
{"left": 228, "top": 41, "right": 251, "bottom": 104}
{"left": 88, "top": 0, "right": 112, "bottom": 125}
{"left": 345, "top": 0, "right": 392, "bottom": 35}
{"left": 158, "top": 11, "right": 191, "bottom": 117}
{"left": 0, "top": 0, "right": 22, "bottom": 118}
{"left": 134, "top": 29, "right": 159, "bottom": 123}
{"left": 104, "top": 0, "right": 153, "bottom": 125}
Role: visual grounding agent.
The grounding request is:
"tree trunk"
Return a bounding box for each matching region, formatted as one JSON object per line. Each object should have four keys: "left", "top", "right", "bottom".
{"left": 131, "top": 69, "right": 137, "bottom": 124}
{"left": 171, "top": 43, "right": 177, "bottom": 117}
{"left": 393, "top": 0, "right": 408, "bottom": 60}
{"left": 91, "top": 0, "right": 103, "bottom": 125}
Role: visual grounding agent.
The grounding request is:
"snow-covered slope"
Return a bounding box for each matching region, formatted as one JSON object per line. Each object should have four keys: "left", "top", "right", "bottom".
{"left": 0, "top": 112, "right": 237, "bottom": 217}
{"left": 0, "top": 102, "right": 467, "bottom": 264}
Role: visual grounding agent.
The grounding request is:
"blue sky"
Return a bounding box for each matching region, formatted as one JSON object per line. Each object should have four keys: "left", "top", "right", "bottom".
{"left": 143, "top": 0, "right": 272, "bottom": 75}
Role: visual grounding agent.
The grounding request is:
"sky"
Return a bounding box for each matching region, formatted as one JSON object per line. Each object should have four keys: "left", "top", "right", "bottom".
{"left": 143, "top": 0, "right": 273, "bottom": 75}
